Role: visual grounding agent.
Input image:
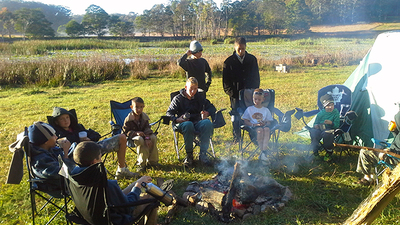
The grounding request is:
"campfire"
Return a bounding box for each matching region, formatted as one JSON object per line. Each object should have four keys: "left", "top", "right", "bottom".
{"left": 182, "top": 162, "right": 292, "bottom": 222}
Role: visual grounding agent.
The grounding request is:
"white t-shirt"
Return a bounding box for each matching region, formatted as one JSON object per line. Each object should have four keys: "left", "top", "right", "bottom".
{"left": 242, "top": 105, "right": 273, "bottom": 125}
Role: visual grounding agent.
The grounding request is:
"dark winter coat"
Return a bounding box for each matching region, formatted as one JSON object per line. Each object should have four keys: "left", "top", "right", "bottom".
{"left": 178, "top": 54, "right": 212, "bottom": 92}
{"left": 166, "top": 88, "right": 216, "bottom": 124}
{"left": 223, "top": 51, "right": 260, "bottom": 109}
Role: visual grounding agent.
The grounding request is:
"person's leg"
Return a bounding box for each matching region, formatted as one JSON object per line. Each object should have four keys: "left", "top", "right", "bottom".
{"left": 147, "top": 134, "right": 159, "bottom": 166}
{"left": 356, "top": 149, "right": 379, "bottom": 184}
{"left": 309, "top": 128, "right": 322, "bottom": 155}
{"left": 322, "top": 130, "right": 335, "bottom": 150}
{"left": 132, "top": 193, "right": 158, "bottom": 225}
{"left": 98, "top": 134, "right": 138, "bottom": 179}
{"left": 177, "top": 121, "right": 195, "bottom": 166}
{"left": 256, "top": 127, "right": 264, "bottom": 151}
{"left": 133, "top": 136, "right": 148, "bottom": 171}
{"left": 196, "top": 119, "right": 213, "bottom": 154}
{"left": 195, "top": 119, "right": 213, "bottom": 164}
{"left": 261, "top": 127, "right": 270, "bottom": 150}
{"left": 177, "top": 121, "right": 195, "bottom": 154}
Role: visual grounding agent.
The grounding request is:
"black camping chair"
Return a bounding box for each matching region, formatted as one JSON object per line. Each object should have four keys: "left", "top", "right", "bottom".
{"left": 237, "top": 89, "right": 295, "bottom": 160}
{"left": 294, "top": 84, "right": 358, "bottom": 158}
{"left": 64, "top": 162, "right": 163, "bottom": 225}
{"left": 168, "top": 91, "right": 226, "bottom": 160}
{"left": 8, "top": 128, "right": 71, "bottom": 225}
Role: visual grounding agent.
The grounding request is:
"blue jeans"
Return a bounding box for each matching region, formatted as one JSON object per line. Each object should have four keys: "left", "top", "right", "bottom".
{"left": 176, "top": 119, "right": 214, "bottom": 154}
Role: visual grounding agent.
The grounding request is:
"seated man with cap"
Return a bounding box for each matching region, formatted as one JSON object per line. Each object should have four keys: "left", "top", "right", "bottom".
{"left": 309, "top": 94, "right": 340, "bottom": 161}
{"left": 28, "top": 121, "right": 72, "bottom": 196}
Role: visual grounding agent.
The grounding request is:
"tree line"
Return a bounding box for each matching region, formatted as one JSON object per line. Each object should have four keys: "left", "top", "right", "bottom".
{"left": 1, "top": 0, "right": 399, "bottom": 40}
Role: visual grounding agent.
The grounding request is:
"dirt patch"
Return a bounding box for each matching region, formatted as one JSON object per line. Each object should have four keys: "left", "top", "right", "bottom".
{"left": 310, "top": 23, "right": 383, "bottom": 33}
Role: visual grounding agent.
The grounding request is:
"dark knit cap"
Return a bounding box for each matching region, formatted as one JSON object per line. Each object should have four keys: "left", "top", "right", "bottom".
{"left": 320, "top": 94, "right": 334, "bottom": 108}
{"left": 28, "top": 121, "right": 56, "bottom": 145}
{"left": 73, "top": 141, "right": 101, "bottom": 167}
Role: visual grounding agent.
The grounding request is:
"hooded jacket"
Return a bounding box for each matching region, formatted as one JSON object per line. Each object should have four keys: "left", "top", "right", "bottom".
{"left": 166, "top": 88, "right": 216, "bottom": 124}
{"left": 47, "top": 107, "right": 101, "bottom": 144}
{"left": 122, "top": 111, "right": 153, "bottom": 139}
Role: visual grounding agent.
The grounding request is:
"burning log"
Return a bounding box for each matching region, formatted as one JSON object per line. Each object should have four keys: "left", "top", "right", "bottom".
{"left": 343, "top": 164, "right": 400, "bottom": 225}
{"left": 221, "top": 162, "right": 241, "bottom": 222}
{"left": 200, "top": 187, "right": 225, "bottom": 211}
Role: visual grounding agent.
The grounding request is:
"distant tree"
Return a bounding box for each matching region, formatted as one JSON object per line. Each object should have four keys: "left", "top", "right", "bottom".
{"left": 0, "top": 7, "right": 14, "bottom": 38}
{"left": 108, "top": 15, "right": 134, "bottom": 37}
{"left": 261, "top": 0, "right": 286, "bottom": 35}
{"left": 135, "top": 10, "right": 151, "bottom": 36}
{"left": 14, "top": 8, "right": 54, "bottom": 40}
{"left": 285, "top": 0, "right": 312, "bottom": 34}
{"left": 81, "top": 4, "right": 109, "bottom": 37}
{"left": 0, "top": 1, "right": 71, "bottom": 32}
{"left": 65, "top": 20, "right": 84, "bottom": 37}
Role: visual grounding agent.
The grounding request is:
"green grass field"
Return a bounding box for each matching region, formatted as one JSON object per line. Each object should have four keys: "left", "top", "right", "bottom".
{"left": 1, "top": 28, "right": 400, "bottom": 224}
{"left": 2, "top": 65, "right": 400, "bottom": 224}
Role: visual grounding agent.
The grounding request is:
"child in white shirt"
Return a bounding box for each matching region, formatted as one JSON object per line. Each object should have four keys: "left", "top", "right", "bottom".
{"left": 242, "top": 89, "right": 273, "bottom": 153}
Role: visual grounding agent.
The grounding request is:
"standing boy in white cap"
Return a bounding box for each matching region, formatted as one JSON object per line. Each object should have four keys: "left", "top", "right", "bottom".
{"left": 177, "top": 40, "right": 212, "bottom": 96}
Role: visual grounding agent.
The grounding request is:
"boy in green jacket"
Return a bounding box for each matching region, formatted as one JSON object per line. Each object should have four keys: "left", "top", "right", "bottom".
{"left": 310, "top": 94, "right": 340, "bottom": 161}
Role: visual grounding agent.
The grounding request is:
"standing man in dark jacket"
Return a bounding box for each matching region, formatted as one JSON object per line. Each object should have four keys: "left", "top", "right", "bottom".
{"left": 166, "top": 77, "right": 216, "bottom": 167}
{"left": 223, "top": 37, "right": 260, "bottom": 143}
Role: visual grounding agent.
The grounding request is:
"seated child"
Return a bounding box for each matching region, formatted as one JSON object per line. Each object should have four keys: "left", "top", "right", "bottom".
{"left": 122, "top": 97, "right": 159, "bottom": 173}
{"left": 72, "top": 141, "right": 158, "bottom": 225}
{"left": 241, "top": 89, "right": 273, "bottom": 161}
{"left": 28, "top": 121, "right": 72, "bottom": 197}
{"left": 47, "top": 107, "right": 137, "bottom": 179}
{"left": 310, "top": 94, "right": 340, "bottom": 161}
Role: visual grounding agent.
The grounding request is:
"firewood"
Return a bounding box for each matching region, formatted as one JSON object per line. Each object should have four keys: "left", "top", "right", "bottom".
{"left": 344, "top": 164, "right": 400, "bottom": 225}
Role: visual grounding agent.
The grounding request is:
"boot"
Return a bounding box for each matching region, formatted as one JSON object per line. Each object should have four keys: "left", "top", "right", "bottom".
{"left": 199, "top": 153, "right": 212, "bottom": 166}
{"left": 184, "top": 152, "right": 194, "bottom": 167}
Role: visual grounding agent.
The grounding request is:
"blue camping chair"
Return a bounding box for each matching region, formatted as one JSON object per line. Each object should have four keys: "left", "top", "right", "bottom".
{"left": 295, "top": 84, "right": 358, "bottom": 157}
{"left": 237, "top": 88, "right": 295, "bottom": 160}
{"left": 109, "top": 99, "right": 169, "bottom": 156}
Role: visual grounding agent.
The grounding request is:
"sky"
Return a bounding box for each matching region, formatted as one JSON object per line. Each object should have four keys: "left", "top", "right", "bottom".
{"left": 31, "top": 0, "right": 224, "bottom": 15}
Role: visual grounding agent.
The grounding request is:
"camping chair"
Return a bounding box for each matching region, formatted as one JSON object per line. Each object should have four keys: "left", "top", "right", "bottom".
{"left": 237, "top": 88, "right": 295, "bottom": 160}
{"left": 7, "top": 128, "right": 71, "bottom": 225}
{"left": 108, "top": 99, "right": 169, "bottom": 161}
{"left": 169, "top": 91, "right": 225, "bottom": 160}
{"left": 294, "top": 84, "right": 358, "bottom": 157}
{"left": 63, "top": 162, "right": 162, "bottom": 225}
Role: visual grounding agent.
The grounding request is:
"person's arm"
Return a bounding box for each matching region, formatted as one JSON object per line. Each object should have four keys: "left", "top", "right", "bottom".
{"left": 166, "top": 96, "right": 180, "bottom": 123}
{"left": 32, "top": 153, "right": 62, "bottom": 180}
{"left": 205, "top": 60, "right": 212, "bottom": 92}
{"left": 332, "top": 110, "right": 341, "bottom": 129}
{"left": 222, "top": 59, "right": 235, "bottom": 98}
{"left": 177, "top": 51, "right": 190, "bottom": 70}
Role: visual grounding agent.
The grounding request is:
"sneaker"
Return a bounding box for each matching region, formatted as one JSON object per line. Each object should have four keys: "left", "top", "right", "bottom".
{"left": 323, "top": 154, "right": 332, "bottom": 162}
{"left": 199, "top": 154, "right": 212, "bottom": 166}
{"left": 184, "top": 153, "right": 194, "bottom": 167}
{"left": 355, "top": 177, "right": 374, "bottom": 186}
{"left": 115, "top": 167, "right": 139, "bottom": 180}
{"left": 259, "top": 151, "right": 269, "bottom": 166}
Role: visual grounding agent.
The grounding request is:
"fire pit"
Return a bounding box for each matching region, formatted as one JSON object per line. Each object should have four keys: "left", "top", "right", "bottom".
{"left": 182, "top": 162, "right": 292, "bottom": 222}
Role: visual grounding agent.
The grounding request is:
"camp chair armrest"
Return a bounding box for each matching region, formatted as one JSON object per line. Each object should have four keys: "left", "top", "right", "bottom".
{"left": 303, "top": 109, "right": 319, "bottom": 117}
